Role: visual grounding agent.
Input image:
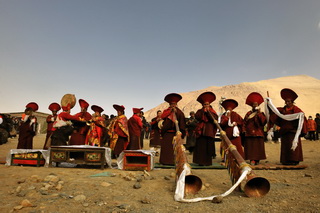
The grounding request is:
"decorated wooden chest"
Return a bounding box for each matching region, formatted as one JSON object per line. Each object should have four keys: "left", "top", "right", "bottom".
{"left": 123, "top": 150, "right": 154, "bottom": 171}
{"left": 11, "top": 151, "right": 45, "bottom": 167}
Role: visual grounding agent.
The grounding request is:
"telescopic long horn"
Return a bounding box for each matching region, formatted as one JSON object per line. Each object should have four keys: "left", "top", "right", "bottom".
{"left": 208, "top": 110, "right": 270, "bottom": 197}
{"left": 172, "top": 111, "right": 202, "bottom": 195}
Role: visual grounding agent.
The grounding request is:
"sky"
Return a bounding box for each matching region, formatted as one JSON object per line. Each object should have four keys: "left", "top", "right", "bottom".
{"left": 1, "top": 0, "right": 320, "bottom": 116}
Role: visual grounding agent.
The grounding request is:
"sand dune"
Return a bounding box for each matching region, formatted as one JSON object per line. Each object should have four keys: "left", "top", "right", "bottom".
{"left": 144, "top": 75, "right": 320, "bottom": 121}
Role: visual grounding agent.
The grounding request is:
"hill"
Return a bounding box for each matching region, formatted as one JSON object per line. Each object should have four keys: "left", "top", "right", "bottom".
{"left": 144, "top": 75, "right": 320, "bottom": 121}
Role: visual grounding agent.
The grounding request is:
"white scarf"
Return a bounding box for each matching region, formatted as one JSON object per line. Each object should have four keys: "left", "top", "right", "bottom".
{"left": 228, "top": 114, "right": 240, "bottom": 137}
{"left": 218, "top": 112, "right": 240, "bottom": 137}
{"left": 53, "top": 115, "right": 72, "bottom": 128}
{"left": 264, "top": 97, "right": 304, "bottom": 151}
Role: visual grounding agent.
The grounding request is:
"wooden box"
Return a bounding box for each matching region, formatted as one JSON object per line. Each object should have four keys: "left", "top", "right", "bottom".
{"left": 49, "top": 146, "right": 106, "bottom": 169}
{"left": 11, "top": 152, "right": 45, "bottom": 167}
{"left": 123, "top": 150, "right": 154, "bottom": 171}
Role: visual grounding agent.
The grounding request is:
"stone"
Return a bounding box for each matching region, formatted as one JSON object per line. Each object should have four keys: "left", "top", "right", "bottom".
{"left": 164, "top": 176, "right": 171, "bottom": 180}
{"left": 44, "top": 175, "right": 60, "bottom": 183}
{"left": 21, "top": 199, "right": 33, "bottom": 207}
{"left": 13, "top": 205, "right": 23, "bottom": 210}
{"left": 124, "top": 176, "right": 132, "bottom": 181}
{"left": 117, "top": 204, "right": 130, "bottom": 210}
{"left": 136, "top": 177, "right": 143, "bottom": 182}
{"left": 56, "top": 183, "right": 63, "bottom": 191}
{"left": 30, "top": 175, "right": 42, "bottom": 183}
{"left": 141, "top": 198, "right": 151, "bottom": 204}
{"left": 74, "top": 194, "right": 86, "bottom": 202}
{"left": 17, "top": 179, "right": 26, "bottom": 184}
{"left": 133, "top": 182, "right": 141, "bottom": 189}
{"left": 101, "top": 182, "right": 111, "bottom": 187}
{"left": 212, "top": 196, "right": 223, "bottom": 203}
{"left": 15, "top": 186, "right": 22, "bottom": 193}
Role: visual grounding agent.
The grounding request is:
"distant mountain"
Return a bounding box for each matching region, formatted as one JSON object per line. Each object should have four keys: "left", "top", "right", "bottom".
{"left": 144, "top": 75, "right": 320, "bottom": 121}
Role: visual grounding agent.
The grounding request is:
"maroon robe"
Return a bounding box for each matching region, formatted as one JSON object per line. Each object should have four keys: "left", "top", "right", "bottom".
{"left": 17, "top": 116, "right": 37, "bottom": 149}
{"left": 69, "top": 112, "right": 92, "bottom": 145}
{"left": 243, "top": 111, "right": 267, "bottom": 161}
{"left": 220, "top": 111, "right": 244, "bottom": 158}
{"left": 193, "top": 108, "right": 218, "bottom": 166}
{"left": 43, "top": 114, "right": 57, "bottom": 149}
{"left": 269, "top": 105, "right": 307, "bottom": 164}
{"left": 149, "top": 117, "right": 162, "bottom": 147}
{"left": 127, "top": 114, "right": 143, "bottom": 150}
{"left": 51, "top": 112, "right": 79, "bottom": 146}
{"left": 159, "top": 108, "right": 186, "bottom": 165}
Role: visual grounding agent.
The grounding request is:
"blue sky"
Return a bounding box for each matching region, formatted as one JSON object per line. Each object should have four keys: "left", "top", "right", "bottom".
{"left": 1, "top": 0, "right": 319, "bottom": 115}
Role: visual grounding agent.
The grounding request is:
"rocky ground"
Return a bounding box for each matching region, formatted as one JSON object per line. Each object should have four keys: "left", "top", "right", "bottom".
{"left": 0, "top": 134, "right": 319, "bottom": 213}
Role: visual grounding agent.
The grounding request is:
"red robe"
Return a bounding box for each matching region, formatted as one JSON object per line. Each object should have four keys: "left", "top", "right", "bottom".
{"left": 108, "top": 115, "right": 129, "bottom": 156}
{"left": 17, "top": 115, "right": 37, "bottom": 149}
{"left": 69, "top": 112, "right": 92, "bottom": 145}
{"left": 159, "top": 107, "right": 186, "bottom": 165}
{"left": 243, "top": 111, "right": 267, "bottom": 161}
{"left": 149, "top": 116, "right": 162, "bottom": 147}
{"left": 51, "top": 112, "right": 79, "bottom": 146}
{"left": 127, "top": 114, "right": 143, "bottom": 150}
{"left": 85, "top": 116, "right": 105, "bottom": 147}
{"left": 193, "top": 107, "right": 218, "bottom": 166}
{"left": 43, "top": 114, "right": 57, "bottom": 149}
{"left": 220, "top": 111, "right": 244, "bottom": 158}
{"left": 269, "top": 105, "right": 307, "bottom": 164}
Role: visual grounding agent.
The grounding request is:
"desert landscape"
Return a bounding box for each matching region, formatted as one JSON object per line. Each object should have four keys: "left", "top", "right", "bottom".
{"left": 0, "top": 134, "right": 320, "bottom": 213}
{"left": 144, "top": 75, "right": 320, "bottom": 121}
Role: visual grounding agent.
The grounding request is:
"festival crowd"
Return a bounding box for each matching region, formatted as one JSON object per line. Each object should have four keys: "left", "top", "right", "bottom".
{"left": 3, "top": 88, "right": 320, "bottom": 166}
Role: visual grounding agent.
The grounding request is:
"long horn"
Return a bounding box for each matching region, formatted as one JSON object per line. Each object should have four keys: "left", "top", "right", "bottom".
{"left": 210, "top": 111, "right": 270, "bottom": 197}
{"left": 172, "top": 111, "right": 202, "bottom": 195}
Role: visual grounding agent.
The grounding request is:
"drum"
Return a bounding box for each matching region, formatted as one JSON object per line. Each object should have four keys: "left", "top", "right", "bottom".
{"left": 61, "top": 94, "right": 76, "bottom": 109}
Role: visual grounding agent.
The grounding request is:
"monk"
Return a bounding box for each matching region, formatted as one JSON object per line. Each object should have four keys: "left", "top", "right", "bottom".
{"left": 17, "top": 102, "right": 38, "bottom": 149}
{"left": 219, "top": 99, "right": 245, "bottom": 158}
{"left": 51, "top": 103, "right": 80, "bottom": 146}
{"left": 86, "top": 105, "right": 105, "bottom": 147}
{"left": 159, "top": 93, "right": 186, "bottom": 165}
{"left": 43, "top": 102, "right": 61, "bottom": 149}
{"left": 108, "top": 104, "right": 129, "bottom": 158}
{"left": 193, "top": 92, "right": 219, "bottom": 166}
{"left": 149, "top": 110, "right": 162, "bottom": 149}
{"left": 127, "top": 108, "right": 143, "bottom": 150}
{"left": 243, "top": 92, "right": 267, "bottom": 165}
{"left": 266, "top": 88, "right": 307, "bottom": 165}
{"left": 69, "top": 99, "right": 92, "bottom": 145}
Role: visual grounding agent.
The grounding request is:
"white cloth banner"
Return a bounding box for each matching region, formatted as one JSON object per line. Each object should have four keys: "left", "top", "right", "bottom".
{"left": 228, "top": 117, "right": 240, "bottom": 137}
{"left": 264, "top": 97, "right": 304, "bottom": 151}
{"left": 174, "top": 164, "right": 251, "bottom": 202}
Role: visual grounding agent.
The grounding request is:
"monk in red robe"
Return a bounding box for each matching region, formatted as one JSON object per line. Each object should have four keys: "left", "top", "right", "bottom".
{"left": 159, "top": 93, "right": 186, "bottom": 165}
{"left": 51, "top": 103, "right": 80, "bottom": 146}
{"left": 17, "top": 102, "right": 38, "bottom": 149}
{"left": 220, "top": 99, "right": 245, "bottom": 158}
{"left": 193, "top": 92, "right": 219, "bottom": 166}
{"left": 243, "top": 92, "right": 267, "bottom": 165}
{"left": 267, "top": 88, "right": 307, "bottom": 165}
{"left": 43, "top": 102, "right": 61, "bottom": 149}
{"left": 69, "top": 99, "right": 92, "bottom": 145}
{"left": 108, "top": 104, "right": 129, "bottom": 157}
{"left": 149, "top": 110, "right": 162, "bottom": 149}
{"left": 127, "top": 108, "right": 143, "bottom": 150}
{"left": 86, "top": 105, "right": 105, "bottom": 147}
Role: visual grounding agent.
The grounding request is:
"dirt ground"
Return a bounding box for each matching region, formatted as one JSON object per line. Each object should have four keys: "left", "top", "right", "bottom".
{"left": 0, "top": 134, "right": 319, "bottom": 213}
